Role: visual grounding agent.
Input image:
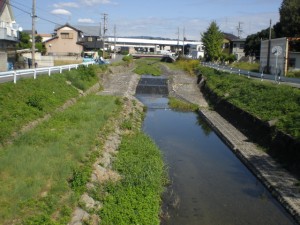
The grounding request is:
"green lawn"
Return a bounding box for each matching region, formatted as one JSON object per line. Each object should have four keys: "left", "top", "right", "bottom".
{"left": 0, "top": 95, "right": 121, "bottom": 224}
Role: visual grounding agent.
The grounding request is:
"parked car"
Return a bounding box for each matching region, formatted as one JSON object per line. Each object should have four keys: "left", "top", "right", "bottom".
{"left": 7, "top": 62, "right": 13, "bottom": 71}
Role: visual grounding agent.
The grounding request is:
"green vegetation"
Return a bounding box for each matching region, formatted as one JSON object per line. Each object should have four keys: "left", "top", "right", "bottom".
{"left": 100, "top": 132, "right": 167, "bottom": 225}
{"left": 168, "top": 97, "right": 198, "bottom": 111}
{"left": 231, "top": 62, "right": 260, "bottom": 72}
{"left": 133, "top": 58, "right": 162, "bottom": 76}
{"left": 201, "top": 21, "right": 224, "bottom": 61}
{"left": 287, "top": 70, "right": 300, "bottom": 78}
{"left": 64, "top": 65, "right": 100, "bottom": 91}
{"left": 0, "top": 95, "right": 121, "bottom": 224}
{"left": 174, "top": 59, "right": 199, "bottom": 76}
{"left": 200, "top": 66, "right": 300, "bottom": 140}
{"left": 0, "top": 65, "right": 102, "bottom": 145}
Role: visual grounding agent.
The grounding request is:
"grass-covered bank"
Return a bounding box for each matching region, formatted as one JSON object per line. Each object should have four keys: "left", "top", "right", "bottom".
{"left": 99, "top": 132, "right": 167, "bottom": 225}
{"left": 0, "top": 65, "right": 104, "bottom": 145}
{"left": 198, "top": 66, "right": 300, "bottom": 176}
{"left": 0, "top": 95, "right": 122, "bottom": 224}
{"left": 168, "top": 97, "right": 198, "bottom": 111}
{"left": 200, "top": 66, "right": 300, "bottom": 140}
{"left": 133, "top": 58, "right": 162, "bottom": 76}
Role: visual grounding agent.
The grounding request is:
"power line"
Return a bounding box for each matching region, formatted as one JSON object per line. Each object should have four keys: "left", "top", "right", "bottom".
{"left": 8, "top": 2, "right": 63, "bottom": 26}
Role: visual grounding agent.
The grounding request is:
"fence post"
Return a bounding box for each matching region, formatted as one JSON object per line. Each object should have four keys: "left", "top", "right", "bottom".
{"left": 48, "top": 68, "right": 51, "bottom": 76}
{"left": 34, "top": 69, "right": 37, "bottom": 79}
{"left": 60, "top": 67, "right": 62, "bottom": 73}
{"left": 13, "top": 71, "right": 17, "bottom": 84}
{"left": 69, "top": 65, "right": 71, "bottom": 71}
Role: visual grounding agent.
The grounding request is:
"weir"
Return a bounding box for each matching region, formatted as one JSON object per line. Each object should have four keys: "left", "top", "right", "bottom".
{"left": 135, "top": 75, "right": 168, "bottom": 95}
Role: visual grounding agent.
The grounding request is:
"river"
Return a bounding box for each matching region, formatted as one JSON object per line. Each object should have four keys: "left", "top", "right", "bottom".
{"left": 136, "top": 93, "right": 297, "bottom": 225}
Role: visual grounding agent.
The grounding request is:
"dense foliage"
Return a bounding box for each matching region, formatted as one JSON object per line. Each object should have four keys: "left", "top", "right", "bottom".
{"left": 244, "top": 28, "right": 275, "bottom": 59}
{"left": 200, "top": 66, "right": 300, "bottom": 140}
{"left": 279, "top": 0, "right": 300, "bottom": 37}
{"left": 201, "top": 21, "right": 224, "bottom": 61}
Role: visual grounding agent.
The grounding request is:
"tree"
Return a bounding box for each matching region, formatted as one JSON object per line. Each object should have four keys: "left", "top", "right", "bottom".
{"left": 201, "top": 21, "right": 224, "bottom": 61}
{"left": 17, "top": 32, "right": 31, "bottom": 49}
{"left": 35, "top": 35, "right": 46, "bottom": 55}
{"left": 279, "top": 0, "right": 300, "bottom": 37}
{"left": 244, "top": 28, "right": 275, "bottom": 59}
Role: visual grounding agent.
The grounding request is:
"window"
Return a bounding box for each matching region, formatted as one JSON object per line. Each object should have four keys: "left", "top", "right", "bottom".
{"left": 61, "top": 32, "right": 73, "bottom": 39}
{"left": 239, "top": 44, "right": 245, "bottom": 49}
{"left": 88, "top": 37, "right": 93, "bottom": 42}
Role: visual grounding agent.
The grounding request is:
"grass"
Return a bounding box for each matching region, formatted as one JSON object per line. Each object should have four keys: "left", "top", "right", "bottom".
{"left": 174, "top": 59, "right": 200, "bottom": 76}
{"left": 200, "top": 66, "right": 300, "bottom": 140}
{"left": 231, "top": 61, "right": 260, "bottom": 72}
{"left": 133, "top": 58, "right": 162, "bottom": 76}
{"left": 99, "top": 132, "right": 167, "bottom": 225}
{"left": 0, "top": 95, "right": 122, "bottom": 224}
{"left": 0, "top": 65, "right": 102, "bottom": 145}
{"left": 168, "top": 97, "right": 198, "bottom": 111}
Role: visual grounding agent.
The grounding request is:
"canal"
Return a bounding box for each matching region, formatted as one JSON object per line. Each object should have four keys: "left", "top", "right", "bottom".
{"left": 135, "top": 76, "right": 297, "bottom": 225}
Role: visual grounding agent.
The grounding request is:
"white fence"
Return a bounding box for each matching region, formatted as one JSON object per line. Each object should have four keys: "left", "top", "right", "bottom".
{"left": 0, "top": 61, "right": 95, "bottom": 84}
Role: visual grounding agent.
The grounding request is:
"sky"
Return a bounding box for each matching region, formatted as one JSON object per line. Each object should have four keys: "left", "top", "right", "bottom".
{"left": 10, "top": 0, "right": 282, "bottom": 40}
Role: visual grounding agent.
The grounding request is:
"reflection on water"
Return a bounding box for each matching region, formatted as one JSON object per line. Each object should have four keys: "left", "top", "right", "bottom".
{"left": 137, "top": 94, "right": 297, "bottom": 225}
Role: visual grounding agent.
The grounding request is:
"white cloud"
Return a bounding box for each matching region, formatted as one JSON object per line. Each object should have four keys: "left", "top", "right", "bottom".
{"left": 53, "top": 2, "right": 79, "bottom": 8}
{"left": 78, "top": 18, "right": 95, "bottom": 23}
{"left": 51, "top": 9, "right": 72, "bottom": 16}
{"left": 80, "top": 0, "right": 113, "bottom": 6}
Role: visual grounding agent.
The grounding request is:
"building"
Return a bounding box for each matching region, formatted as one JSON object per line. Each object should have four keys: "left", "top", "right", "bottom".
{"left": 231, "top": 38, "right": 246, "bottom": 61}
{"left": 222, "top": 33, "right": 246, "bottom": 60}
{"left": 45, "top": 24, "right": 84, "bottom": 56}
{"left": 0, "top": 0, "right": 20, "bottom": 71}
{"left": 260, "top": 37, "right": 300, "bottom": 76}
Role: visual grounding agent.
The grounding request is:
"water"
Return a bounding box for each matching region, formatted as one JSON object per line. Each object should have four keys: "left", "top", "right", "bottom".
{"left": 137, "top": 94, "right": 297, "bottom": 225}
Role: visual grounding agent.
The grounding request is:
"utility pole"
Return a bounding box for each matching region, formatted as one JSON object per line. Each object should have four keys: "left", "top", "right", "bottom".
{"left": 31, "top": 0, "right": 36, "bottom": 67}
{"left": 236, "top": 22, "right": 243, "bottom": 38}
{"left": 266, "top": 19, "right": 272, "bottom": 74}
{"left": 101, "top": 13, "right": 108, "bottom": 58}
{"left": 176, "top": 27, "right": 180, "bottom": 53}
{"left": 182, "top": 27, "right": 185, "bottom": 55}
{"left": 114, "top": 24, "right": 116, "bottom": 57}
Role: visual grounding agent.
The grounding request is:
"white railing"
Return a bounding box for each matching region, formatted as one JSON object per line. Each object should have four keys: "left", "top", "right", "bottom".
{"left": 0, "top": 61, "right": 95, "bottom": 84}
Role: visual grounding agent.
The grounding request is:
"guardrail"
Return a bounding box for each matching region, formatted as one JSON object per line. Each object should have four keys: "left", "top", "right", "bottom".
{"left": 201, "top": 62, "right": 300, "bottom": 86}
{"left": 0, "top": 61, "right": 95, "bottom": 84}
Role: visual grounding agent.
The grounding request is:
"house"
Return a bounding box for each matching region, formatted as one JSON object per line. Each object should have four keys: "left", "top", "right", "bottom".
{"left": 222, "top": 33, "right": 245, "bottom": 60}
{"left": 260, "top": 37, "right": 300, "bottom": 76}
{"left": 45, "top": 24, "right": 84, "bottom": 56}
{"left": 231, "top": 38, "right": 246, "bottom": 61}
{"left": 0, "top": 0, "right": 19, "bottom": 71}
